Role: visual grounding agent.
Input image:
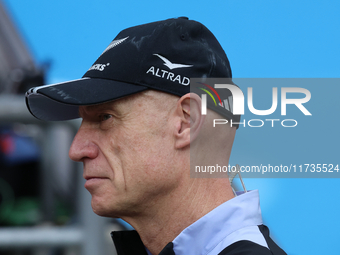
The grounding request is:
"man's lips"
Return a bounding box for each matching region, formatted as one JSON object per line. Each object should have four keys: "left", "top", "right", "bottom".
{"left": 83, "top": 174, "right": 108, "bottom": 180}
{"left": 84, "top": 176, "right": 108, "bottom": 188}
{"left": 84, "top": 176, "right": 102, "bottom": 180}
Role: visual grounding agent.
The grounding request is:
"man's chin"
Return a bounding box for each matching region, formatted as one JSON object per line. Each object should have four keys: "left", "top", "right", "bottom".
{"left": 90, "top": 198, "right": 122, "bottom": 218}
{"left": 90, "top": 197, "right": 111, "bottom": 216}
{"left": 91, "top": 206, "right": 114, "bottom": 218}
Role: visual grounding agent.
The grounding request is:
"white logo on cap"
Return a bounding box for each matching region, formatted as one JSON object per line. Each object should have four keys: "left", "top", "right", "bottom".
{"left": 145, "top": 54, "right": 193, "bottom": 86}
{"left": 100, "top": 36, "right": 129, "bottom": 56}
{"left": 88, "top": 63, "right": 110, "bottom": 72}
{"left": 153, "top": 54, "right": 193, "bottom": 70}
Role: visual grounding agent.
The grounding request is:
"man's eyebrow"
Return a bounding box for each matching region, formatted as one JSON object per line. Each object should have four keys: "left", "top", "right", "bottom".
{"left": 78, "top": 102, "right": 123, "bottom": 118}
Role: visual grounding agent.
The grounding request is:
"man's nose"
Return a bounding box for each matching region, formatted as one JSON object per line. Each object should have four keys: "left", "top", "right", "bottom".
{"left": 69, "top": 124, "right": 99, "bottom": 162}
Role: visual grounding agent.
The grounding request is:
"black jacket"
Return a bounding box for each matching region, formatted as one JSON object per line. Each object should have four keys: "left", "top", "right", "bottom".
{"left": 111, "top": 225, "right": 287, "bottom": 255}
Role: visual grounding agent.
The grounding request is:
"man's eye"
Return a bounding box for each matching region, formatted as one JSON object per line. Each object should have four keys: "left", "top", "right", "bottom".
{"left": 101, "top": 114, "right": 112, "bottom": 121}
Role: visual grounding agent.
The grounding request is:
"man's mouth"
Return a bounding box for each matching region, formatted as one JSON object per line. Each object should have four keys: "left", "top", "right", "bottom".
{"left": 84, "top": 176, "right": 108, "bottom": 189}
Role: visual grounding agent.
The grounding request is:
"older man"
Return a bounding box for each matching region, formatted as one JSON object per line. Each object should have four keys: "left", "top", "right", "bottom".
{"left": 26, "top": 17, "right": 286, "bottom": 255}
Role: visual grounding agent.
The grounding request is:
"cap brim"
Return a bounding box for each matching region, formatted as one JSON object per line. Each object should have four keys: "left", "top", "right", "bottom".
{"left": 25, "top": 77, "right": 148, "bottom": 121}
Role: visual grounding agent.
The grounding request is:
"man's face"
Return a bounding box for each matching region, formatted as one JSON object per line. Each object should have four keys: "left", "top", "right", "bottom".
{"left": 69, "top": 91, "right": 182, "bottom": 218}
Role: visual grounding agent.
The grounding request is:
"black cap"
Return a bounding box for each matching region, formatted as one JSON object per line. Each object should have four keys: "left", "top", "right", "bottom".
{"left": 25, "top": 17, "right": 240, "bottom": 125}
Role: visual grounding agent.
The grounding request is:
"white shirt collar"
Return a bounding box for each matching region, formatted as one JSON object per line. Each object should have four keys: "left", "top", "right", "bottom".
{"left": 171, "top": 190, "right": 264, "bottom": 255}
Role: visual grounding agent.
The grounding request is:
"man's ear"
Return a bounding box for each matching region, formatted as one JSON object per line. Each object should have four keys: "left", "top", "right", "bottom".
{"left": 174, "top": 93, "right": 205, "bottom": 149}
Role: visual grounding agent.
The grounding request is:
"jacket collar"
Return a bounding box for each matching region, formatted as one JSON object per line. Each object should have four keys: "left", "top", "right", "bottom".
{"left": 111, "top": 230, "right": 175, "bottom": 255}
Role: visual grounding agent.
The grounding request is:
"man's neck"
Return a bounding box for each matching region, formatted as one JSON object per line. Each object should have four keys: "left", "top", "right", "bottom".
{"left": 122, "top": 178, "right": 234, "bottom": 255}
